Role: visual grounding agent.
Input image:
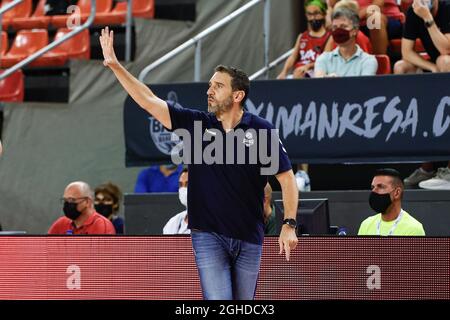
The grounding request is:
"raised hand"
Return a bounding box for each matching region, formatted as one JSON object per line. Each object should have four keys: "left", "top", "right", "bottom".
{"left": 99, "top": 26, "right": 119, "bottom": 68}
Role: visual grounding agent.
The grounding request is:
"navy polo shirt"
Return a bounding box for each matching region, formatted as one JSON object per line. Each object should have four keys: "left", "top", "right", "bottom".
{"left": 166, "top": 101, "right": 292, "bottom": 245}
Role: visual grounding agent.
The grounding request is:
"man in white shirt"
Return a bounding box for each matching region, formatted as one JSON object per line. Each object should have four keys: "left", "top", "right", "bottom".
{"left": 163, "top": 168, "right": 190, "bottom": 234}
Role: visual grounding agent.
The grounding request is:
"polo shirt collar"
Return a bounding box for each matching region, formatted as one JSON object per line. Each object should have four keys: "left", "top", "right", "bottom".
{"left": 332, "top": 44, "right": 363, "bottom": 60}
{"left": 211, "top": 110, "right": 252, "bottom": 128}
{"left": 71, "top": 212, "right": 97, "bottom": 229}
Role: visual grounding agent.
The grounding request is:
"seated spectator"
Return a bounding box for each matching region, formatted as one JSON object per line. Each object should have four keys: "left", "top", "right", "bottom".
{"left": 134, "top": 164, "right": 183, "bottom": 193}
{"left": 263, "top": 183, "right": 277, "bottom": 235}
{"left": 163, "top": 167, "right": 189, "bottom": 234}
{"left": 315, "top": 6, "right": 378, "bottom": 76}
{"left": 394, "top": 0, "right": 450, "bottom": 189}
{"left": 356, "top": 0, "right": 405, "bottom": 54}
{"left": 94, "top": 182, "right": 124, "bottom": 234}
{"left": 277, "top": 0, "right": 331, "bottom": 79}
{"left": 324, "top": 0, "right": 374, "bottom": 53}
{"left": 48, "top": 181, "right": 116, "bottom": 235}
{"left": 394, "top": 0, "right": 450, "bottom": 74}
{"left": 358, "top": 168, "right": 425, "bottom": 236}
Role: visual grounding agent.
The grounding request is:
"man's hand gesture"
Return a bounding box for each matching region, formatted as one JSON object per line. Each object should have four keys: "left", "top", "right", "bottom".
{"left": 99, "top": 26, "right": 120, "bottom": 69}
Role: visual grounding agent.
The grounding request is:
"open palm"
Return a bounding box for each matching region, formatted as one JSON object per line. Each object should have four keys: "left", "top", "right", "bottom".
{"left": 99, "top": 26, "right": 119, "bottom": 68}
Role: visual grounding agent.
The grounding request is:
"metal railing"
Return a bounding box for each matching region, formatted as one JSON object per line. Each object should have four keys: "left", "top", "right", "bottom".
{"left": 125, "top": 0, "right": 133, "bottom": 62}
{"left": 138, "top": 0, "right": 271, "bottom": 83}
{"left": 249, "top": 48, "right": 293, "bottom": 80}
{"left": 0, "top": 0, "right": 97, "bottom": 80}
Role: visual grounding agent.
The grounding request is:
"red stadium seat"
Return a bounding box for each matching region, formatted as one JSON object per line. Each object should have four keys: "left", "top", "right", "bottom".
{"left": 51, "top": 0, "right": 113, "bottom": 28}
{"left": 1, "top": 0, "right": 32, "bottom": 29}
{"left": 9, "top": 0, "right": 51, "bottom": 30}
{"left": 95, "top": 0, "right": 155, "bottom": 25}
{"left": 389, "top": 38, "right": 426, "bottom": 54}
{"left": 1, "top": 31, "right": 8, "bottom": 55}
{"left": 31, "top": 28, "right": 90, "bottom": 67}
{"left": 0, "top": 29, "right": 48, "bottom": 68}
{"left": 375, "top": 54, "right": 392, "bottom": 75}
{"left": 0, "top": 69, "right": 24, "bottom": 102}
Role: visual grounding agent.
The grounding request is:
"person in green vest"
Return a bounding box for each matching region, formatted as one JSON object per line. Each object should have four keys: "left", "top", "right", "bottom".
{"left": 358, "top": 168, "right": 425, "bottom": 236}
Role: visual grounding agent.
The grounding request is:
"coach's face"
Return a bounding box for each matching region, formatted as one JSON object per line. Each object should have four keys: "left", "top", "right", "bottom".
{"left": 207, "top": 72, "right": 233, "bottom": 114}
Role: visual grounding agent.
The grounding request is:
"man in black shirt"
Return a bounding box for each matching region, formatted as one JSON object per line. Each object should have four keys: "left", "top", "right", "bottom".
{"left": 394, "top": 0, "right": 450, "bottom": 73}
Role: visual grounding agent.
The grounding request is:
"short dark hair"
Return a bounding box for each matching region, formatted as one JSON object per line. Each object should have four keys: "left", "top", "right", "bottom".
{"left": 214, "top": 65, "right": 250, "bottom": 107}
{"left": 374, "top": 168, "right": 403, "bottom": 188}
{"left": 181, "top": 167, "right": 188, "bottom": 174}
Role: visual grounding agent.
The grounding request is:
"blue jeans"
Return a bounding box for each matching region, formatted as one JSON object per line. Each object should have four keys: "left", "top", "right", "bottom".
{"left": 191, "top": 231, "right": 263, "bottom": 300}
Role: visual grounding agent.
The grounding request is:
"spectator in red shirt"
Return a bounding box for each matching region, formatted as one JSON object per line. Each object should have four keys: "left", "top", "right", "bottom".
{"left": 277, "top": 0, "right": 331, "bottom": 79}
{"left": 48, "top": 181, "right": 116, "bottom": 235}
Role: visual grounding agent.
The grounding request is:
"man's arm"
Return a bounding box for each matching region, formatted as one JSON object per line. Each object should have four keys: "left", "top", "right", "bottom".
{"left": 361, "top": 55, "right": 378, "bottom": 75}
{"left": 314, "top": 54, "right": 328, "bottom": 77}
{"left": 277, "top": 34, "right": 302, "bottom": 79}
{"left": 413, "top": 0, "right": 450, "bottom": 54}
{"left": 275, "top": 170, "right": 299, "bottom": 261}
{"left": 99, "top": 27, "right": 172, "bottom": 129}
{"left": 402, "top": 38, "right": 438, "bottom": 71}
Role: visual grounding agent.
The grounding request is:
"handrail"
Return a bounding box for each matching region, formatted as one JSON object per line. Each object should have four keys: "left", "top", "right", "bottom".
{"left": 249, "top": 48, "right": 293, "bottom": 80}
{"left": 0, "top": 0, "right": 97, "bottom": 80}
{"left": 125, "top": 0, "right": 133, "bottom": 62}
{"left": 0, "top": 0, "right": 22, "bottom": 15}
{"left": 138, "top": 0, "right": 271, "bottom": 83}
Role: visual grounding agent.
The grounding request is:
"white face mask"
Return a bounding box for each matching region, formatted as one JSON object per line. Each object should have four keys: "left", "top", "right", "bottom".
{"left": 178, "top": 187, "right": 188, "bottom": 207}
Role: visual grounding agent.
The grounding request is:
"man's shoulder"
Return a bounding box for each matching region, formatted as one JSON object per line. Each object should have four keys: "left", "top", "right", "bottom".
{"left": 316, "top": 50, "right": 334, "bottom": 62}
{"left": 402, "top": 210, "right": 424, "bottom": 227}
{"left": 48, "top": 216, "right": 71, "bottom": 234}
{"left": 361, "top": 213, "right": 379, "bottom": 226}
{"left": 245, "top": 112, "right": 274, "bottom": 130}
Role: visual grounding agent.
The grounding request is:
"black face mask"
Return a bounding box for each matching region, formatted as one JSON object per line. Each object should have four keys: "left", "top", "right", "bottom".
{"left": 95, "top": 204, "right": 113, "bottom": 218}
{"left": 369, "top": 192, "right": 392, "bottom": 214}
{"left": 63, "top": 201, "right": 82, "bottom": 220}
{"left": 309, "top": 19, "right": 325, "bottom": 32}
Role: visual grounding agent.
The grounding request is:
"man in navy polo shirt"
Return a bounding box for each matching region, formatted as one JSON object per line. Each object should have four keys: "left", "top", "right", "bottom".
{"left": 100, "top": 27, "right": 299, "bottom": 300}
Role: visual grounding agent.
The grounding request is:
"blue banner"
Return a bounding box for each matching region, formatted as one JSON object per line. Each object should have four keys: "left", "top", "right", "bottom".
{"left": 124, "top": 73, "right": 450, "bottom": 166}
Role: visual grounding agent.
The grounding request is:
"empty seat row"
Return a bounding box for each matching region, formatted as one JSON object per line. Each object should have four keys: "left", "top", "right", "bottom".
{"left": 0, "top": 28, "right": 90, "bottom": 67}
{"left": 1, "top": 0, "right": 154, "bottom": 30}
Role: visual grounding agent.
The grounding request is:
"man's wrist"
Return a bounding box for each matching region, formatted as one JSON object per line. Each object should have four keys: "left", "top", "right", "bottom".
{"left": 423, "top": 13, "right": 434, "bottom": 27}
{"left": 282, "top": 218, "right": 297, "bottom": 229}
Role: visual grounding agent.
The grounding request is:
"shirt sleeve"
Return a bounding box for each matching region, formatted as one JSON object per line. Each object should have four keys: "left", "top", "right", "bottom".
{"left": 361, "top": 55, "right": 378, "bottom": 76}
{"left": 134, "top": 168, "right": 149, "bottom": 193}
{"left": 403, "top": 7, "right": 420, "bottom": 40}
{"left": 357, "top": 220, "right": 367, "bottom": 235}
{"left": 314, "top": 53, "right": 327, "bottom": 75}
{"left": 263, "top": 123, "right": 292, "bottom": 175}
{"left": 442, "top": 3, "right": 450, "bottom": 34}
{"left": 166, "top": 100, "right": 206, "bottom": 132}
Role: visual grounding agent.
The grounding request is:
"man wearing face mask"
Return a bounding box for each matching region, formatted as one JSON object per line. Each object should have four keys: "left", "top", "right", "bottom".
{"left": 315, "top": 6, "right": 378, "bottom": 77}
{"left": 277, "top": 0, "right": 331, "bottom": 79}
{"left": 163, "top": 168, "right": 190, "bottom": 235}
{"left": 358, "top": 169, "right": 425, "bottom": 236}
{"left": 48, "top": 181, "right": 116, "bottom": 235}
{"left": 94, "top": 182, "right": 124, "bottom": 234}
